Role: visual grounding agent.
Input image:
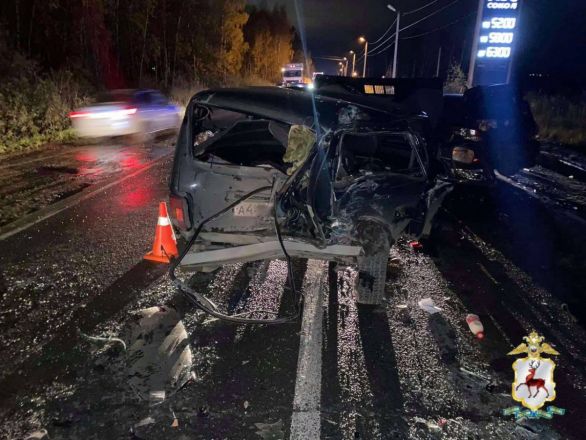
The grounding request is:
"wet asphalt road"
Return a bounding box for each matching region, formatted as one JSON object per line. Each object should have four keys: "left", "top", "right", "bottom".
{"left": 0, "top": 143, "right": 585, "bottom": 440}
{"left": 0, "top": 141, "right": 172, "bottom": 230}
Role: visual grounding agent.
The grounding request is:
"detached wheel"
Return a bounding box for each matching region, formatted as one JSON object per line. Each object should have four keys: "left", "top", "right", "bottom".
{"left": 354, "top": 221, "right": 391, "bottom": 305}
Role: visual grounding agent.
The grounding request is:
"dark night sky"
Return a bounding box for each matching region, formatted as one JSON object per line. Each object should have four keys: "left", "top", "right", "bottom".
{"left": 249, "top": 0, "right": 586, "bottom": 84}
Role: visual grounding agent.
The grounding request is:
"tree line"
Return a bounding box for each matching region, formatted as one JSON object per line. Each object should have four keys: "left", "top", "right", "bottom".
{"left": 0, "top": 1, "right": 313, "bottom": 153}
{"left": 0, "top": 0, "right": 309, "bottom": 89}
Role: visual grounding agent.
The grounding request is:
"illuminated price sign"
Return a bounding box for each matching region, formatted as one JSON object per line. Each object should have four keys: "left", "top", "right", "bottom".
{"left": 471, "top": 0, "right": 521, "bottom": 86}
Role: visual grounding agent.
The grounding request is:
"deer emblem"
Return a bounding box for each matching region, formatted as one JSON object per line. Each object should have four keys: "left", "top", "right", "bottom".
{"left": 507, "top": 331, "right": 560, "bottom": 411}
{"left": 515, "top": 360, "right": 549, "bottom": 398}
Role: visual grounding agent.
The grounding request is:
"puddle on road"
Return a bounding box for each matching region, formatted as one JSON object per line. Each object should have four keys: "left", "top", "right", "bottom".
{"left": 0, "top": 141, "right": 174, "bottom": 228}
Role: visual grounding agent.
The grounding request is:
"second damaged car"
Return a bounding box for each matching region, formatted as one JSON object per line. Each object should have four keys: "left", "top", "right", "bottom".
{"left": 169, "top": 83, "right": 453, "bottom": 322}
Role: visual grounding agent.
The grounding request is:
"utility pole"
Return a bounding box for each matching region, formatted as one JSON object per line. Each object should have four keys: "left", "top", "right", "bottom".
{"left": 436, "top": 46, "right": 442, "bottom": 77}
{"left": 388, "top": 4, "right": 400, "bottom": 78}
{"left": 349, "top": 51, "right": 356, "bottom": 76}
{"left": 359, "top": 37, "right": 368, "bottom": 77}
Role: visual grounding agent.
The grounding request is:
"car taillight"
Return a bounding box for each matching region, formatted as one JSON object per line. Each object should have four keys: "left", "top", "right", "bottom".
{"left": 69, "top": 111, "right": 89, "bottom": 118}
{"left": 170, "top": 195, "right": 190, "bottom": 230}
{"left": 123, "top": 107, "right": 137, "bottom": 115}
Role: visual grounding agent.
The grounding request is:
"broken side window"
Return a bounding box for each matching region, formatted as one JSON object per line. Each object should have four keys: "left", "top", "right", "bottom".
{"left": 191, "top": 106, "right": 291, "bottom": 172}
{"left": 336, "top": 132, "right": 426, "bottom": 180}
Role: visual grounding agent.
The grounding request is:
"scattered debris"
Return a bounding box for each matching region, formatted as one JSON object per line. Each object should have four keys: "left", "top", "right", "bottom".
{"left": 134, "top": 417, "right": 155, "bottom": 428}
{"left": 387, "top": 257, "right": 402, "bottom": 276}
{"left": 418, "top": 297, "right": 442, "bottom": 314}
{"left": 254, "top": 419, "right": 284, "bottom": 440}
{"left": 124, "top": 306, "right": 193, "bottom": 404}
{"left": 131, "top": 417, "right": 156, "bottom": 440}
{"left": 466, "top": 314, "right": 485, "bottom": 339}
{"left": 513, "top": 424, "right": 540, "bottom": 439}
{"left": 413, "top": 416, "right": 442, "bottom": 432}
{"left": 459, "top": 366, "right": 491, "bottom": 381}
{"left": 198, "top": 406, "right": 209, "bottom": 418}
{"left": 438, "top": 418, "right": 448, "bottom": 428}
{"left": 149, "top": 390, "right": 166, "bottom": 406}
{"left": 409, "top": 240, "right": 423, "bottom": 251}
{"left": 477, "top": 263, "right": 499, "bottom": 285}
{"left": 202, "top": 316, "right": 220, "bottom": 325}
{"left": 242, "top": 360, "right": 250, "bottom": 365}
{"left": 244, "top": 400, "right": 250, "bottom": 410}
{"left": 396, "top": 304, "right": 408, "bottom": 309}
{"left": 78, "top": 330, "right": 126, "bottom": 350}
{"left": 25, "top": 430, "right": 49, "bottom": 440}
{"left": 171, "top": 410, "right": 179, "bottom": 428}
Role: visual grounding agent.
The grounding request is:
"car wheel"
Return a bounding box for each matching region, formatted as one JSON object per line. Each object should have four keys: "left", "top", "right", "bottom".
{"left": 354, "top": 221, "right": 391, "bottom": 305}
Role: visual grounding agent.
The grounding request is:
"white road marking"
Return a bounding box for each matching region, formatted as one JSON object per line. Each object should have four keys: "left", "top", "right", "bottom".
{"left": 290, "top": 260, "right": 326, "bottom": 440}
{"left": 0, "top": 152, "right": 172, "bottom": 241}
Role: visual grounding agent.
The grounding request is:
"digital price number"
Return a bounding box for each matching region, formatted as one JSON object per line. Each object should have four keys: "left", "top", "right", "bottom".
{"left": 471, "top": 0, "right": 521, "bottom": 85}
{"left": 476, "top": 1, "right": 518, "bottom": 60}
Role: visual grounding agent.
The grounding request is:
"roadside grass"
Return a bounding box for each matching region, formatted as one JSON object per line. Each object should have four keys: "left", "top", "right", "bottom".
{"left": 527, "top": 92, "right": 586, "bottom": 149}
{"left": 0, "top": 71, "right": 273, "bottom": 156}
{"left": 0, "top": 54, "right": 93, "bottom": 156}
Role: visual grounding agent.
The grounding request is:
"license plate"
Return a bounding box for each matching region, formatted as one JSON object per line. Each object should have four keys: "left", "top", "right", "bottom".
{"left": 233, "top": 202, "right": 271, "bottom": 217}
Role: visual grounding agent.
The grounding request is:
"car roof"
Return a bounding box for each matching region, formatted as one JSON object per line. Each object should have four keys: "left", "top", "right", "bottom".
{"left": 192, "top": 86, "right": 408, "bottom": 129}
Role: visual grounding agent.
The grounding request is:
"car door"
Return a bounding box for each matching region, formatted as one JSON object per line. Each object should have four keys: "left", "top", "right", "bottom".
{"left": 134, "top": 91, "right": 157, "bottom": 132}
{"left": 152, "top": 91, "right": 175, "bottom": 131}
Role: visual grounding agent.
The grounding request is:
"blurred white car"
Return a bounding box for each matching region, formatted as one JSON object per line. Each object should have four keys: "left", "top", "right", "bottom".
{"left": 69, "top": 89, "right": 181, "bottom": 138}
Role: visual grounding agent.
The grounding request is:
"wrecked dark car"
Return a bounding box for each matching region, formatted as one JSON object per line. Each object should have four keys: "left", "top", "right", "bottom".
{"left": 312, "top": 76, "right": 540, "bottom": 186}
{"left": 169, "top": 82, "right": 453, "bottom": 322}
{"left": 439, "top": 84, "right": 540, "bottom": 183}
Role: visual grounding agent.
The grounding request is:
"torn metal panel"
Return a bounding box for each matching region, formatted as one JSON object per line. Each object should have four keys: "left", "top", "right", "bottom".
{"left": 124, "top": 306, "right": 193, "bottom": 404}
{"left": 180, "top": 240, "right": 362, "bottom": 269}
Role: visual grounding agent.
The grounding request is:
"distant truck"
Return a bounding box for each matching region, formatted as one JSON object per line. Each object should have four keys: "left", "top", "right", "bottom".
{"left": 281, "top": 63, "right": 310, "bottom": 87}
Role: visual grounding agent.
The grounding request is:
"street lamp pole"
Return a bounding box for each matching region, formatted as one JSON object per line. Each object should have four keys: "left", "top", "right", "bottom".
{"left": 387, "top": 3, "right": 400, "bottom": 78}
{"left": 350, "top": 51, "right": 356, "bottom": 77}
{"left": 359, "top": 37, "right": 368, "bottom": 77}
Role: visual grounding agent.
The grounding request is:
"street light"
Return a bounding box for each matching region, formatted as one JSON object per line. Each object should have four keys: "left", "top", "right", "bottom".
{"left": 349, "top": 50, "right": 356, "bottom": 78}
{"left": 387, "top": 3, "right": 400, "bottom": 78}
{"left": 358, "top": 36, "right": 368, "bottom": 78}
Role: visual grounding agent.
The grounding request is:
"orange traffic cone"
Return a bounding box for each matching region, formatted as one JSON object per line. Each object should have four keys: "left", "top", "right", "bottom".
{"left": 144, "top": 202, "right": 179, "bottom": 263}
